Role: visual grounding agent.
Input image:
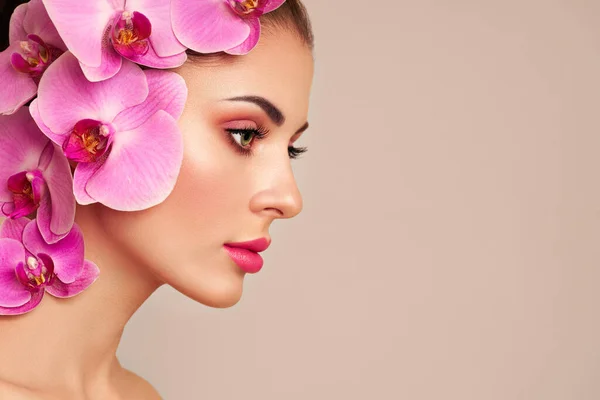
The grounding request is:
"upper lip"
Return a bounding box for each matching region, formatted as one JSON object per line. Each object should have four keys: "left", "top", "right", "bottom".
{"left": 224, "top": 237, "right": 271, "bottom": 253}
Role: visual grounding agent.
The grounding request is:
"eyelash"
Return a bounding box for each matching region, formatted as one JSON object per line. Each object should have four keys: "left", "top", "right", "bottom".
{"left": 224, "top": 125, "right": 308, "bottom": 159}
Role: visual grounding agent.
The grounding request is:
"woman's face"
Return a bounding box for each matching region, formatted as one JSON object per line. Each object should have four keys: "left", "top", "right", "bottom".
{"left": 92, "top": 29, "right": 314, "bottom": 307}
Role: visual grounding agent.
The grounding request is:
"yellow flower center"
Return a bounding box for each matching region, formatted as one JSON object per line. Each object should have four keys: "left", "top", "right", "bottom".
{"left": 24, "top": 257, "right": 51, "bottom": 288}
{"left": 117, "top": 28, "right": 139, "bottom": 45}
{"left": 235, "top": 0, "right": 259, "bottom": 14}
{"left": 81, "top": 129, "right": 106, "bottom": 155}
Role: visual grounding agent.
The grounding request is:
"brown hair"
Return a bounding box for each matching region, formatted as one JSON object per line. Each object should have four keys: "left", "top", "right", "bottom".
{"left": 186, "top": 0, "right": 314, "bottom": 59}
{"left": 260, "top": 0, "right": 314, "bottom": 50}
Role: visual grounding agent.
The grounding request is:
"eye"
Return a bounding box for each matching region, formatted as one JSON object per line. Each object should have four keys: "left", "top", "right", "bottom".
{"left": 225, "top": 126, "right": 268, "bottom": 157}
{"left": 288, "top": 146, "right": 308, "bottom": 159}
{"left": 224, "top": 126, "right": 308, "bottom": 159}
{"left": 229, "top": 128, "right": 265, "bottom": 148}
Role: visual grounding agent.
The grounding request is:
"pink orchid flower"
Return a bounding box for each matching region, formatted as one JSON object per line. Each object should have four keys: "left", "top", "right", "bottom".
{"left": 0, "top": 217, "right": 99, "bottom": 316}
{"left": 0, "top": 107, "right": 75, "bottom": 245}
{"left": 0, "top": 0, "right": 66, "bottom": 115}
{"left": 29, "top": 52, "right": 187, "bottom": 211}
{"left": 42, "top": 0, "right": 188, "bottom": 82}
{"left": 171, "top": 0, "right": 286, "bottom": 55}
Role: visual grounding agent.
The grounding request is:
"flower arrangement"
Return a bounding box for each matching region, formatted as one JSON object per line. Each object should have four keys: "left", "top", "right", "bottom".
{"left": 0, "top": 0, "right": 286, "bottom": 315}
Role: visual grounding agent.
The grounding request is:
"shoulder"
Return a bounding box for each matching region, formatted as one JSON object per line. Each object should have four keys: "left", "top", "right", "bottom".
{"left": 0, "top": 370, "right": 161, "bottom": 399}
{"left": 0, "top": 372, "right": 161, "bottom": 400}
{"left": 0, "top": 380, "right": 40, "bottom": 399}
{"left": 118, "top": 369, "right": 163, "bottom": 400}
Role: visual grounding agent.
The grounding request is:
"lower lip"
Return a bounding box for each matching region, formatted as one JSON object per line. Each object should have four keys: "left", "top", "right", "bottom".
{"left": 223, "top": 245, "right": 264, "bottom": 273}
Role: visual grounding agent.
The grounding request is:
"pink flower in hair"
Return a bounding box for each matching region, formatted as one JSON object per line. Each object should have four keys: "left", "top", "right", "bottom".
{"left": 0, "top": 0, "right": 66, "bottom": 115}
{"left": 0, "top": 107, "right": 75, "bottom": 244}
{"left": 30, "top": 52, "right": 187, "bottom": 211}
{"left": 171, "top": 0, "right": 286, "bottom": 55}
{"left": 42, "top": 0, "right": 188, "bottom": 82}
{"left": 0, "top": 218, "right": 99, "bottom": 316}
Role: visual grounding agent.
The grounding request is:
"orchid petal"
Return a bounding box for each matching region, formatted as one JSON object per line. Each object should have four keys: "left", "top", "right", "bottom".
{"left": 85, "top": 110, "right": 183, "bottom": 211}
{"left": 0, "top": 290, "right": 43, "bottom": 316}
{"left": 111, "top": 11, "right": 152, "bottom": 59}
{"left": 225, "top": 17, "right": 261, "bottom": 55}
{"left": 23, "top": 0, "right": 66, "bottom": 50}
{"left": 61, "top": 119, "right": 113, "bottom": 163}
{"left": 0, "top": 217, "right": 29, "bottom": 241}
{"left": 37, "top": 140, "right": 54, "bottom": 170}
{"left": 36, "top": 52, "right": 149, "bottom": 136}
{"left": 171, "top": 0, "right": 250, "bottom": 53}
{"left": 29, "top": 170, "right": 45, "bottom": 207}
{"left": 36, "top": 194, "right": 55, "bottom": 241}
{"left": 8, "top": 3, "right": 28, "bottom": 44}
{"left": 0, "top": 107, "right": 48, "bottom": 202}
{"left": 126, "top": 0, "right": 187, "bottom": 57}
{"left": 22, "top": 219, "right": 84, "bottom": 284}
{"left": 45, "top": 260, "right": 99, "bottom": 298}
{"left": 79, "top": 42, "right": 123, "bottom": 83}
{"left": 6, "top": 170, "right": 45, "bottom": 219}
{"left": 41, "top": 0, "right": 118, "bottom": 67}
{"left": 1, "top": 204, "right": 15, "bottom": 216}
{"left": 120, "top": 41, "right": 187, "bottom": 70}
{"left": 0, "top": 238, "right": 30, "bottom": 308}
{"left": 29, "top": 100, "right": 65, "bottom": 147}
{"left": 10, "top": 53, "right": 34, "bottom": 74}
{"left": 6, "top": 200, "right": 36, "bottom": 219}
{"left": 262, "top": 0, "right": 286, "bottom": 13}
{"left": 7, "top": 171, "right": 31, "bottom": 193}
{"left": 37, "top": 143, "right": 75, "bottom": 244}
{"left": 113, "top": 69, "right": 188, "bottom": 132}
{"left": 72, "top": 160, "right": 105, "bottom": 205}
{"left": 14, "top": 260, "right": 31, "bottom": 287}
{"left": 0, "top": 47, "right": 37, "bottom": 116}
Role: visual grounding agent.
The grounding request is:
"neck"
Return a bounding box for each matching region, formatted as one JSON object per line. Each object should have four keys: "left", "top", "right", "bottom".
{"left": 0, "top": 204, "right": 162, "bottom": 395}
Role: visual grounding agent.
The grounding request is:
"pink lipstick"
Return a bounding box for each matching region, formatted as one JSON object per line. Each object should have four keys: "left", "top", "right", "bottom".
{"left": 223, "top": 238, "right": 270, "bottom": 273}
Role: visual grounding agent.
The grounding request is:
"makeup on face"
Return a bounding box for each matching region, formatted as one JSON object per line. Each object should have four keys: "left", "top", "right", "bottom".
{"left": 223, "top": 237, "right": 270, "bottom": 273}
{"left": 221, "top": 95, "right": 310, "bottom": 159}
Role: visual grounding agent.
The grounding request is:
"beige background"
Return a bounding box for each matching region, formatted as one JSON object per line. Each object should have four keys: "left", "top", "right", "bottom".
{"left": 116, "top": 0, "right": 600, "bottom": 399}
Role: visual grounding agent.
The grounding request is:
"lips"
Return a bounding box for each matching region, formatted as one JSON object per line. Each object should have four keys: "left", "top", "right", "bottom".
{"left": 224, "top": 238, "right": 270, "bottom": 252}
{"left": 223, "top": 238, "right": 270, "bottom": 273}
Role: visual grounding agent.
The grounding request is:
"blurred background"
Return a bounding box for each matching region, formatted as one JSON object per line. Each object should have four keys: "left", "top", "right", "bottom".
{"left": 3, "top": 0, "right": 600, "bottom": 399}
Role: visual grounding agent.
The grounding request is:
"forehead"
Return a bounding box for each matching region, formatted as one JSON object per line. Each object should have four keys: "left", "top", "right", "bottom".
{"left": 178, "top": 30, "right": 314, "bottom": 126}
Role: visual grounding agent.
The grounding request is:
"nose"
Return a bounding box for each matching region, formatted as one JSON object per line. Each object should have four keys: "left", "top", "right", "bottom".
{"left": 249, "top": 161, "right": 303, "bottom": 220}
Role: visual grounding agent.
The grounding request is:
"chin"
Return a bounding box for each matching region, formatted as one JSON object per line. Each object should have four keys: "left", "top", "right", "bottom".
{"left": 195, "top": 284, "right": 244, "bottom": 309}
{"left": 169, "top": 268, "right": 246, "bottom": 309}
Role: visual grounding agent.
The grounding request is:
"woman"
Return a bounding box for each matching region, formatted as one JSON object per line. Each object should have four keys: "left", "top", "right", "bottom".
{"left": 0, "top": 0, "right": 314, "bottom": 397}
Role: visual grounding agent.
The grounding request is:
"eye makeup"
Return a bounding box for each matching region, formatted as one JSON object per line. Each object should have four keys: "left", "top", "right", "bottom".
{"left": 224, "top": 124, "right": 308, "bottom": 159}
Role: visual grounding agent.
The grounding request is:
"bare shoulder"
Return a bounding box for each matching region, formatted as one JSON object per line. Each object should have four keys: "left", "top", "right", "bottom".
{"left": 0, "top": 370, "right": 161, "bottom": 400}
{"left": 0, "top": 380, "right": 40, "bottom": 400}
{"left": 117, "top": 368, "right": 163, "bottom": 400}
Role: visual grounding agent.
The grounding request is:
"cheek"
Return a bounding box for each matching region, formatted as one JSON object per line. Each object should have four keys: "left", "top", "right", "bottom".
{"left": 147, "top": 118, "right": 252, "bottom": 261}
{"left": 143, "top": 126, "right": 250, "bottom": 306}
{"left": 96, "top": 122, "right": 249, "bottom": 307}
{"left": 169, "top": 148, "right": 235, "bottom": 234}
{"left": 169, "top": 120, "right": 249, "bottom": 235}
{"left": 98, "top": 119, "right": 249, "bottom": 266}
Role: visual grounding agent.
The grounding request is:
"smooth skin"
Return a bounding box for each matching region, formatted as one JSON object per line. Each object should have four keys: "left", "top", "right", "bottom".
{"left": 0, "top": 27, "right": 313, "bottom": 399}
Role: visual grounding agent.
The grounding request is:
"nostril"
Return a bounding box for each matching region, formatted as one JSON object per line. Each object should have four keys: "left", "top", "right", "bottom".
{"left": 266, "top": 207, "right": 284, "bottom": 217}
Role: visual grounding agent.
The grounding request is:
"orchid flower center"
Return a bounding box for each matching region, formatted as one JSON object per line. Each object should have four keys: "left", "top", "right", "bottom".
{"left": 110, "top": 11, "right": 152, "bottom": 58}
{"left": 16, "top": 254, "right": 55, "bottom": 290}
{"left": 10, "top": 34, "right": 59, "bottom": 78}
{"left": 2, "top": 170, "right": 45, "bottom": 219}
{"left": 229, "top": 0, "right": 261, "bottom": 16}
{"left": 63, "top": 119, "right": 114, "bottom": 163}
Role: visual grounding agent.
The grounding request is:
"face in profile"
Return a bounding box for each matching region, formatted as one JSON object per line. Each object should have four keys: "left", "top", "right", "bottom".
{"left": 86, "top": 29, "right": 314, "bottom": 308}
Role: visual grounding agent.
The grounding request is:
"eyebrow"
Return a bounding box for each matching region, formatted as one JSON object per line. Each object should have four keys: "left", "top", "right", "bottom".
{"left": 225, "top": 95, "right": 285, "bottom": 126}
{"left": 295, "top": 121, "right": 309, "bottom": 135}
